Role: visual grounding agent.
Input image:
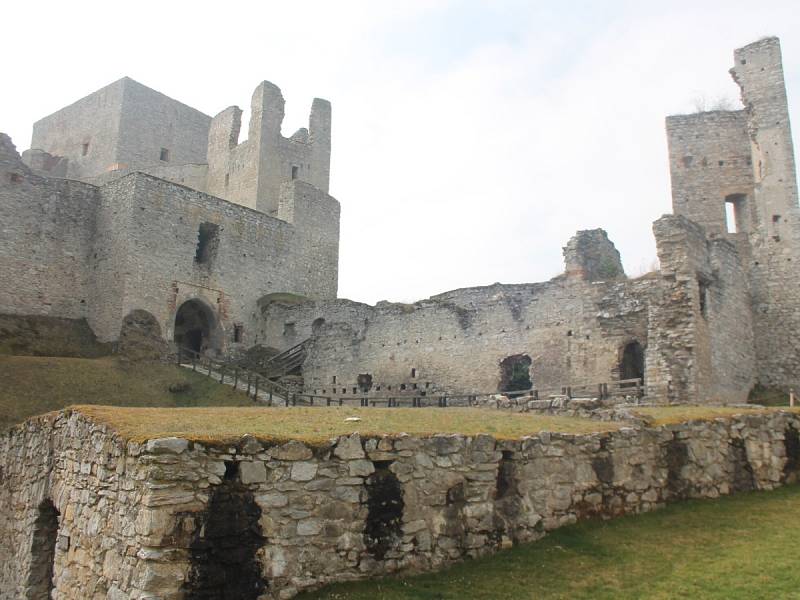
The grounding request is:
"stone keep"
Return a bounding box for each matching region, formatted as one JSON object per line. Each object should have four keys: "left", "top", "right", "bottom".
{"left": 666, "top": 37, "right": 800, "bottom": 391}
{"left": 0, "top": 78, "right": 340, "bottom": 354}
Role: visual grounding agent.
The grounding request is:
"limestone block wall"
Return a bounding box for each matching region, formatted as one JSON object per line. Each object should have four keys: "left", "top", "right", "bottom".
{"left": 0, "top": 135, "right": 98, "bottom": 320}
{"left": 2, "top": 410, "right": 798, "bottom": 599}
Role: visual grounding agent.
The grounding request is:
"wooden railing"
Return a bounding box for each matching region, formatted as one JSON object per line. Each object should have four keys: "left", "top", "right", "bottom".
{"left": 177, "top": 347, "right": 643, "bottom": 408}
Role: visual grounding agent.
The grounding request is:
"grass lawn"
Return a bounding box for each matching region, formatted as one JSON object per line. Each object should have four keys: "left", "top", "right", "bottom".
{"left": 0, "top": 356, "right": 254, "bottom": 430}
{"left": 72, "top": 405, "right": 619, "bottom": 444}
{"left": 299, "top": 485, "right": 800, "bottom": 600}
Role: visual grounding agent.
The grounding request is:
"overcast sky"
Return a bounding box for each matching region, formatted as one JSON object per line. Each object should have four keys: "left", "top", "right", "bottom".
{"left": 3, "top": 1, "right": 798, "bottom": 304}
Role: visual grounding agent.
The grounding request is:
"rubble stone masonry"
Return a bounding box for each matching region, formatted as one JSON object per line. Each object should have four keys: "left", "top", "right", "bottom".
{"left": 2, "top": 409, "right": 798, "bottom": 598}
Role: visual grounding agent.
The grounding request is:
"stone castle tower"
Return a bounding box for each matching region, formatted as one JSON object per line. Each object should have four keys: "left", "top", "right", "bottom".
{"left": 666, "top": 37, "right": 800, "bottom": 391}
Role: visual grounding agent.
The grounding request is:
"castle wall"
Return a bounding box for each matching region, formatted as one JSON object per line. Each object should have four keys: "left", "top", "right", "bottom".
{"left": 2, "top": 409, "right": 797, "bottom": 599}
{"left": 87, "top": 173, "right": 339, "bottom": 346}
{"left": 264, "top": 277, "right": 652, "bottom": 396}
{"left": 0, "top": 135, "right": 97, "bottom": 321}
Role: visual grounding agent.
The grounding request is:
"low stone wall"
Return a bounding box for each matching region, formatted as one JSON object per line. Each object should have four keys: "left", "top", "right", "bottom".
{"left": 2, "top": 410, "right": 799, "bottom": 599}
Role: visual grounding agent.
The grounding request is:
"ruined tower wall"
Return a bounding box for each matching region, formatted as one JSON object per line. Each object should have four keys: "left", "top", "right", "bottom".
{"left": 666, "top": 110, "right": 754, "bottom": 235}
{"left": 206, "top": 82, "right": 332, "bottom": 216}
{"left": 0, "top": 135, "right": 98, "bottom": 321}
{"left": 648, "top": 216, "right": 755, "bottom": 404}
{"left": 731, "top": 37, "right": 800, "bottom": 390}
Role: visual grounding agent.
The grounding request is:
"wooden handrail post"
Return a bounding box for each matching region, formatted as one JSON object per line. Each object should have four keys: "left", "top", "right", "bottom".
{"left": 253, "top": 377, "right": 259, "bottom": 401}
{"left": 790, "top": 388, "right": 796, "bottom": 407}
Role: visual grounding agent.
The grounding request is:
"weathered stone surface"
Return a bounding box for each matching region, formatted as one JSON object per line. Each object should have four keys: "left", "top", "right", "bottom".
{"left": 3, "top": 408, "right": 799, "bottom": 599}
{"left": 334, "top": 434, "right": 365, "bottom": 460}
{"left": 240, "top": 461, "right": 267, "bottom": 484}
{"left": 145, "top": 438, "right": 189, "bottom": 454}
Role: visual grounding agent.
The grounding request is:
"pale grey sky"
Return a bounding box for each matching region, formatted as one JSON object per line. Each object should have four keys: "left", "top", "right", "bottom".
{"left": 2, "top": 1, "right": 798, "bottom": 304}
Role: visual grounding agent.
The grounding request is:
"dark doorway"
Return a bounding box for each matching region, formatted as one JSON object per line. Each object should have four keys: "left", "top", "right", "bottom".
{"left": 364, "top": 461, "right": 404, "bottom": 560}
{"left": 499, "top": 354, "right": 532, "bottom": 393}
{"left": 174, "top": 300, "right": 217, "bottom": 354}
{"left": 620, "top": 341, "right": 645, "bottom": 384}
{"left": 183, "top": 470, "right": 266, "bottom": 599}
{"left": 27, "top": 500, "right": 60, "bottom": 599}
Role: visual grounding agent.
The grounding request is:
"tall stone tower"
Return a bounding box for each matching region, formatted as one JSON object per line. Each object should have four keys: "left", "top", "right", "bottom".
{"left": 666, "top": 37, "right": 800, "bottom": 391}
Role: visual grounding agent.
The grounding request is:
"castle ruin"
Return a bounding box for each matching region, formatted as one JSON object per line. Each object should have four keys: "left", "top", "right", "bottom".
{"left": 0, "top": 37, "right": 798, "bottom": 401}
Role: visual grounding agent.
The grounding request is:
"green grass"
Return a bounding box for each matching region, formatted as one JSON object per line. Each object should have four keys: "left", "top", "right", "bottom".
{"left": 0, "top": 356, "right": 254, "bottom": 430}
{"left": 300, "top": 485, "right": 800, "bottom": 600}
{"left": 72, "top": 405, "right": 619, "bottom": 444}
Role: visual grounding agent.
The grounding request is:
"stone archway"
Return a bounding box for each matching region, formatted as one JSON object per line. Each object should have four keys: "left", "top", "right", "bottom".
{"left": 174, "top": 299, "right": 220, "bottom": 355}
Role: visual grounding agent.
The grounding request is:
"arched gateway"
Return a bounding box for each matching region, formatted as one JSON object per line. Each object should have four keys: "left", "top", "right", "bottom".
{"left": 174, "top": 299, "right": 221, "bottom": 355}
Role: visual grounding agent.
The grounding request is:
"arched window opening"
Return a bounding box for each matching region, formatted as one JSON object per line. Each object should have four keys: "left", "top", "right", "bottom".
{"left": 27, "top": 499, "right": 60, "bottom": 599}
{"left": 620, "top": 341, "right": 645, "bottom": 386}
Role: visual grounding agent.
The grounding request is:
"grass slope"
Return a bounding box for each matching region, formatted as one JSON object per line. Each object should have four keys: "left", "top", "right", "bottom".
{"left": 74, "top": 405, "right": 618, "bottom": 444}
{"left": 0, "top": 356, "right": 254, "bottom": 430}
{"left": 300, "top": 485, "right": 800, "bottom": 600}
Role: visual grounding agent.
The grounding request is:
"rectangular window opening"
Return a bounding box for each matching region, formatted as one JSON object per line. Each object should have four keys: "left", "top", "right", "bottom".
{"left": 698, "top": 278, "right": 709, "bottom": 318}
{"left": 160, "top": 148, "right": 170, "bottom": 162}
{"left": 194, "top": 222, "right": 220, "bottom": 265}
{"left": 724, "top": 202, "right": 737, "bottom": 233}
{"left": 291, "top": 165, "right": 299, "bottom": 180}
{"left": 82, "top": 142, "right": 89, "bottom": 156}
{"left": 724, "top": 194, "right": 748, "bottom": 234}
{"left": 233, "top": 324, "right": 243, "bottom": 343}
